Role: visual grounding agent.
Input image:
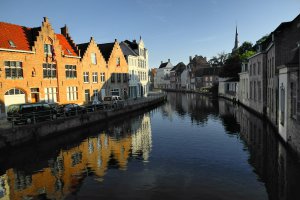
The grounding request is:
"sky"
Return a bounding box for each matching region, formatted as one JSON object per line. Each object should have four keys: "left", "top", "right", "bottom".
{"left": 1, "top": 0, "right": 300, "bottom": 68}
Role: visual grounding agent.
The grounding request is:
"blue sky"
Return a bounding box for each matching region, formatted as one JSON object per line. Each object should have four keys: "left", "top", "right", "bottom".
{"left": 1, "top": 0, "right": 300, "bottom": 68}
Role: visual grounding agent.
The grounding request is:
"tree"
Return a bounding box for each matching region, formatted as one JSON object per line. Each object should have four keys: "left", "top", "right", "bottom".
{"left": 219, "top": 54, "right": 241, "bottom": 78}
{"left": 209, "top": 52, "right": 229, "bottom": 67}
{"left": 238, "top": 41, "right": 254, "bottom": 55}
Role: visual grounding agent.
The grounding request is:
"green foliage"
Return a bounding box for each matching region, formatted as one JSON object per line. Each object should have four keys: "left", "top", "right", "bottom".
{"left": 217, "top": 41, "right": 256, "bottom": 78}
{"left": 239, "top": 50, "right": 256, "bottom": 61}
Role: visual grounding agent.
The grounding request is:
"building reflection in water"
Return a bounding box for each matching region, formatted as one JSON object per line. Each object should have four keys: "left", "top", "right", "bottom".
{"left": 0, "top": 113, "right": 152, "bottom": 200}
{"left": 219, "top": 98, "right": 300, "bottom": 200}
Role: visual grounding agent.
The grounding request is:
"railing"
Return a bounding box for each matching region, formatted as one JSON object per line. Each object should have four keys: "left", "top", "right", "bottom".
{"left": 7, "top": 93, "right": 166, "bottom": 127}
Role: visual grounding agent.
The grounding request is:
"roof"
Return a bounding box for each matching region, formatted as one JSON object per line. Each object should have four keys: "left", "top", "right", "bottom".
{"left": 56, "top": 34, "right": 78, "bottom": 56}
{"left": 77, "top": 42, "right": 89, "bottom": 57}
{"left": 98, "top": 43, "right": 114, "bottom": 61}
{"left": 159, "top": 62, "right": 168, "bottom": 68}
{"left": 0, "top": 21, "right": 34, "bottom": 51}
{"left": 194, "top": 67, "right": 219, "bottom": 77}
{"left": 124, "top": 40, "right": 138, "bottom": 50}
{"left": 0, "top": 21, "right": 78, "bottom": 56}
{"left": 171, "top": 62, "right": 186, "bottom": 74}
{"left": 120, "top": 42, "right": 138, "bottom": 57}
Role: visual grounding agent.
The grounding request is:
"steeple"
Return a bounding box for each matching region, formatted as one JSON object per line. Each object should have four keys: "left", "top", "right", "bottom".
{"left": 232, "top": 25, "right": 239, "bottom": 53}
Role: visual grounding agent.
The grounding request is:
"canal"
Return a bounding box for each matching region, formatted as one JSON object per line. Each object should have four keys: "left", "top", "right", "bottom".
{"left": 1, "top": 92, "right": 300, "bottom": 200}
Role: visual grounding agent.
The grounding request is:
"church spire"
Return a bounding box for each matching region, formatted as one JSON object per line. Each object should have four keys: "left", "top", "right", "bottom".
{"left": 232, "top": 25, "right": 239, "bottom": 53}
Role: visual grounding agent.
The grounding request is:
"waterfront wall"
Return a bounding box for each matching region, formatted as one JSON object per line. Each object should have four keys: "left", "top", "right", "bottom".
{"left": 0, "top": 95, "right": 166, "bottom": 149}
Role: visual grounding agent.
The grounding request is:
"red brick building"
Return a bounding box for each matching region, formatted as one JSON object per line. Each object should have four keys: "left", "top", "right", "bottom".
{"left": 0, "top": 17, "right": 128, "bottom": 116}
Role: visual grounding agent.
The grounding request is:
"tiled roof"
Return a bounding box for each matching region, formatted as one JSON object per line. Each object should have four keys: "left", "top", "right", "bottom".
{"left": 56, "top": 34, "right": 78, "bottom": 56}
{"left": 98, "top": 43, "right": 114, "bottom": 62}
{"left": 0, "top": 21, "right": 78, "bottom": 57}
{"left": 0, "top": 22, "right": 34, "bottom": 51}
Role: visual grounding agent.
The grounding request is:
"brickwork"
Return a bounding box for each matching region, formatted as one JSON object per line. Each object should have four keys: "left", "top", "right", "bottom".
{"left": 0, "top": 17, "right": 129, "bottom": 114}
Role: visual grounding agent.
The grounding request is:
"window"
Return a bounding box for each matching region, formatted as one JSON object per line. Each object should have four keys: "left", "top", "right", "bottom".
{"left": 43, "top": 63, "right": 56, "bottom": 78}
{"left": 44, "top": 44, "right": 52, "bottom": 55}
{"left": 258, "top": 62, "right": 261, "bottom": 75}
{"left": 250, "top": 64, "right": 252, "bottom": 76}
{"left": 44, "top": 87, "right": 57, "bottom": 103}
{"left": 123, "top": 73, "right": 128, "bottom": 83}
{"left": 291, "top": 82, "right": 297, "bottom": 119}
{"left": 254, "top": 81, "right": 256, "bottom": 101}
{"left": 253, "top": 64, "right": 256, "bottom": 75}
{"left": 250, "top": 81, "right": 252, "bottom": 99}
{"left": 65, "top": 65, "right": 77, "bottom": 78}
{"left": 5, "top": 61, "right": 23, "bottom": 79}
{"left": 67, "top": 86, "right": 78, "bottom": 101}
{"left": 83, "top": 72, "right": 89, "bottom": 83}
{"left": 117, "top": 73, "right": 121, "bottom": 82}
{"left": 111, "top": 73, "right": 115, "bottom": 83}
{"left": 280, "top": 86, "right": 285, "bottom": 125}
{"left": 5, "top": 88, "right": 24, "bottom": 95}
{"left": 8, "top": 40, "right": 16, "bottom": 48}
{"left": 258, "top": 81, "right": 261, "bottom": 102}
{"left": 100, "top": 73, "right": 105, "bottom": 82}
{"left": 116, "top": 57, "right": 120, "bottom": 66}
{"left": 93, "top": 89, "right": 98, "bottom": 100}
{"left": 92, "top": 72, "right": 98, "bottom": 83}
{"left": 91, "top": 53, "right": 97, "bottom": 64}
{"left": 84, "top": 89, "right": 90, "bottom": 102}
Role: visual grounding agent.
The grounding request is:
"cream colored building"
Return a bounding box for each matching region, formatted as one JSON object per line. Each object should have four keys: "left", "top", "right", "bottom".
{"left": 120, "top": 38, "right": 149, "bottom": 98}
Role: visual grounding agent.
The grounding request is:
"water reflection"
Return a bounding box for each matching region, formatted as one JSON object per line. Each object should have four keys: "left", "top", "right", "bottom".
{"left": 1, "top": 93, "right": 300, "bottom": 200}
{"left": 0, "top": 113, "right": 152, "bottom": 200}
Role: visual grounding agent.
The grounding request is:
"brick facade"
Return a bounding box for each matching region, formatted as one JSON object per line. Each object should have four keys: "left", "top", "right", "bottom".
{"left": 0, "top": 17, "right": 128, "bottom": 115}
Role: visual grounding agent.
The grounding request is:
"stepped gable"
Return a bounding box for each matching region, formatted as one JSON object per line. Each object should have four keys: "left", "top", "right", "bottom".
{"left": 98, "top": 42, "right": 115, "bottom": 62}
{"left": 0, "top": 20, "right": 79, "bottom": 57}
{"left": 60, "top": 25, "right": 79, "bottom": 56}
{"left": 0, "top": 21, "right": 34, "bottom": 51}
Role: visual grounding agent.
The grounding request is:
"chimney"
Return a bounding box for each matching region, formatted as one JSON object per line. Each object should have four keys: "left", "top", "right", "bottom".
{"left": 168, "top": 59, "right": 170, "bottom": 63}
{"left": 161, "top": 61, "right": 163, "bottom": 64}
{"left": 61, "top": 25, "right": 68, "bottom": 36}
{"left": 43, "top": 17, "right": 48, "bottom": 23}
{"left": 189, "top": 56, "right": 192, "bottom": 62}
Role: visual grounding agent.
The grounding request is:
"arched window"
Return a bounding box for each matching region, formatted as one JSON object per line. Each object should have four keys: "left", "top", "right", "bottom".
{"left": 5, "top": 88, "right": 25, "bottom": 95}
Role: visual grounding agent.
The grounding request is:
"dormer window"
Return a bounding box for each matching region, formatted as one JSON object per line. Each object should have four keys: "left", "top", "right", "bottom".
{"left": 8, "top": 40, "right": 16, "bottom": 48}
{"left": 66, "top": 49, "right": 72, "bottom": 55}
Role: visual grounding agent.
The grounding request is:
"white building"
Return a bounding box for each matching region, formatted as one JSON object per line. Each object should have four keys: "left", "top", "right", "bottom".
{"left": 154, "top": 59, "right": 173, "bottom": 89}
{"left": 238, "top": 63, "right": 250, "bottom": 107}
{"left": 181, "top": 65, "right": 191, "bottom": 89}
{"left": 120, "top": 38, "right": 149, "bottom": 98}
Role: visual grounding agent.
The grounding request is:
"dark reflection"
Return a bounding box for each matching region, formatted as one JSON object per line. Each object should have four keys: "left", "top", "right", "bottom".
{"left": 1, "top": 93, "right": 300, "bottom": 200}
{"left": 218, "top": 98, "right": 300, "bottom": 200}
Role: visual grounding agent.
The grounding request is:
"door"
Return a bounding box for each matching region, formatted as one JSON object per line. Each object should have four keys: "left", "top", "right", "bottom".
{"left": 85, "top": 89, "right": 90, "bottom": 103}
{"left": 31, "top": 88, "right": 39, "bottom": 103}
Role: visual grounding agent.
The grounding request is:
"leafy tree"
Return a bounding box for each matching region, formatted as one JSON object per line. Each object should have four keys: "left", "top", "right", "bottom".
{"left": 209, "top": 52, "right": 228, "bottom": 67}
{"left": 238, "top": 41, "right": 254, "bottom": 55}
{"left": 219, "top": 54, "right": 241, "bottom": 78}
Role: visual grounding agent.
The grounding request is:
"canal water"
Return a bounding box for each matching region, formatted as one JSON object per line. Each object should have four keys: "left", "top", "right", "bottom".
{"left": 1, "top": 92, "right": 300, "bottom": 200}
